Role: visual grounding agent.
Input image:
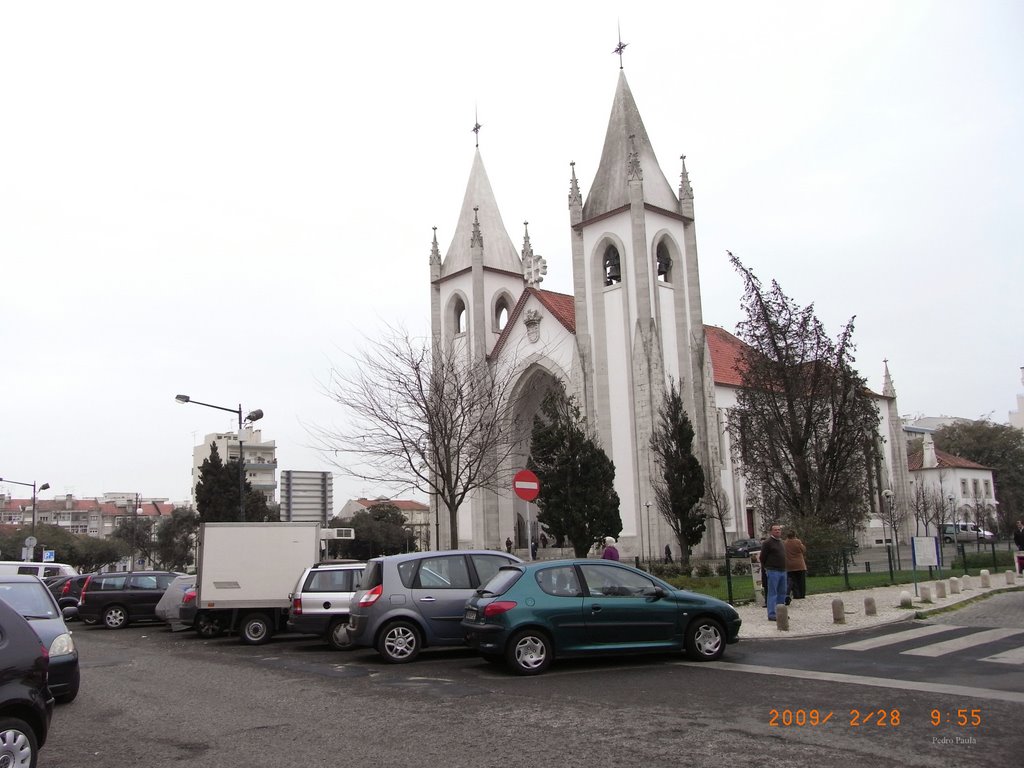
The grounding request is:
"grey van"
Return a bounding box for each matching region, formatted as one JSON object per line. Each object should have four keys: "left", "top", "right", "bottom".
{"left": 941, "top": 523, "right": 995, "bottom": 543}
{"left": 347, "top": 550, "right": 521, "bottom": 663}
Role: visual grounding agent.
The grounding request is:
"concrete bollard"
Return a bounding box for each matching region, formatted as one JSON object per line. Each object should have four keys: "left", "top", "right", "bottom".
{"left": 776, "top": 604, "right": 789, "bottom": 631}
{"left": 900, "top": 591, "right": 913, "bottom": 608}
{"left": 950, "top": 577, "right": 961, "bottom": 595}
{"left": 864, "top": 596, "right": 877, "bottom": 616}
{"left": 1006, "top": 570, "right": 1017, "bottom": 586}
{"left": 920, "top": 585, "right": 932, "bottom": 603}
{"left": 935, "top": 581, "right": 947, "bottom": 599}
{"left": 961, "top": 575, "right": 972, "bottom": 590}
{"left": 980, "top": 570, "right": 991, "bottom": 588}
{"left": 832, "top": 598, "right": 845, "bottom": 624}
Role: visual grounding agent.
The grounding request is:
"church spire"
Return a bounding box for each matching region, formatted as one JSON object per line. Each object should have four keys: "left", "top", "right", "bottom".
{"left": 568, "top": 161, "right": 582, "bottom": 208}
{"left": 679, "top": 154, "right": 694, "bottom": 218}
{"left": 583, "top": 71, "right": 677, "bottom": 221}
{"left": 471, "top": 206, "right": 483, "bottom": 248}
{"left": 441, "top": 149, "right": 520, "bottom": 277}
{"left": 428, "top": 226, "right": 441, "bottom": 266}
{"left": 882, "top": 359, "right": 896, "bottom": 398}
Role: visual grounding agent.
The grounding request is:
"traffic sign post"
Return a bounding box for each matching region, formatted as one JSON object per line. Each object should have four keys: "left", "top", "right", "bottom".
{"left": 513, "top": 470, "right": 540, "bottom": 560}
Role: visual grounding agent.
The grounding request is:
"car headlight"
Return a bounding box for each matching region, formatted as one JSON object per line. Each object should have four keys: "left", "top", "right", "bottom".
{"left": 49, "top": 632, "right": 76, "bottom": 657}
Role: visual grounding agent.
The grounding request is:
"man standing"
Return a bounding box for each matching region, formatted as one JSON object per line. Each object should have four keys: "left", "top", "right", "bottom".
{"left": 1013, "top": 520, "right": 1024, "bottom": 551}
{"left": 758, "top": 524, "right": 787, "bottom": 621}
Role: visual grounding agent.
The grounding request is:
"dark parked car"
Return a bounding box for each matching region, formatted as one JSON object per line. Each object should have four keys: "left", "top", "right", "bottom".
{"left": 461, "top": 559, "right": 742, "bottom": 675}
{"left": 78, "top": 571, "right": 181, "bottom": 629}
{"left": 725, "top": 538, "right": 762, "bottom": 558}
{"left": 45, "top": 573, "right": 95, "bottom": 619}
{"left": 348, "top": 550, "right": 521, "bottom": 663}
{"left": 0, "top": 597, "right": 53, "bottom": 768}
{"left": 0, "top": 575, "right": 80, "bottom": 703}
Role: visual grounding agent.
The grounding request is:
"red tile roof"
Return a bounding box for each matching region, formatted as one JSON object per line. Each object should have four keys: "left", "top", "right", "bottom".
{"left": 907, "top": 449, "right": 990, "bottom": 471}
{"left": 704, "top": 325, "right": 748, "bottom": 388}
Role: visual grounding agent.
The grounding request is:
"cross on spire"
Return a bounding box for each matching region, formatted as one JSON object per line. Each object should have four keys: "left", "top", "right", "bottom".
{"left": 472, "top": 106, "right": 482, "bottom": 148}
{"left": 613, "top": 23, "right": 628, "bottom": 69}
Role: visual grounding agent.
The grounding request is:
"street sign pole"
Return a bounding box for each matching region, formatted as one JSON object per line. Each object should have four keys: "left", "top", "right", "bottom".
{"left": 513, "top": 469, "right": 541, "bottom": 561}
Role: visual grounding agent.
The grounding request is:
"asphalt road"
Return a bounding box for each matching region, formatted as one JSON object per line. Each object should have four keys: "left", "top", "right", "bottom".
{"left": 41, "top": 597, "right": 1024, "bottom": 768}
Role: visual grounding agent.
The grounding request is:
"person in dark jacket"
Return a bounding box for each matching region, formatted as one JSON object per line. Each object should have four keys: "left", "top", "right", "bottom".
{"left": 1014, "top": 520, "right": 1024, "bottom": 551}
{"left": 758, "top": 524, "right": 787, "bottom": 620}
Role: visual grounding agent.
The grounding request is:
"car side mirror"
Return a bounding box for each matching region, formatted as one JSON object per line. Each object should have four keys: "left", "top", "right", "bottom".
{"left": 62, "top": 605, "right": 78, "bottom": 620}
{"left": 646, "top": 586, "right": 667, "bottom": 600}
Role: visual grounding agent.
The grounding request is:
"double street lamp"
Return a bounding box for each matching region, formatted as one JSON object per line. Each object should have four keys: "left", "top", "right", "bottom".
{"left": 175, "top": 394, "right": 263, "bottom": 522}
{"left": 0, "top": 477, "right": 50, "bottom": 539}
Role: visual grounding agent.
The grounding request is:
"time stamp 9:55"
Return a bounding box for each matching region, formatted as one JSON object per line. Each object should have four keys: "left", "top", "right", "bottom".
{"left": 768, "top": 708, "right": 983, "bottom": 728}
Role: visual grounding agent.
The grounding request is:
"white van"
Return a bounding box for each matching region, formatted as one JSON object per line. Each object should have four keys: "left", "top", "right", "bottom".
{"left": 0, "top": 561, "right": 78, "bottom": 579}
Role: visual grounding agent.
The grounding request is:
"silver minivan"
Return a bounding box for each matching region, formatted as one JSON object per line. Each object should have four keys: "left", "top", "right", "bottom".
{"left": 941, "top": 523, "right": 996, "bottom": 543}
{"left": 347, "top": 550, "right": 521, "bottom": 663}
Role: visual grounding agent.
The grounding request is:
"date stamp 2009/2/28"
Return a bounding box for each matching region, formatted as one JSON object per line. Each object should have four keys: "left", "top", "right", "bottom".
{"left": 767, "top": 708, "right": 983, "bottom": 730}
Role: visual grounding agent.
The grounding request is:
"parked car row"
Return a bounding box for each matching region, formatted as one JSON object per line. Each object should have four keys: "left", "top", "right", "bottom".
{"left": 149, "top": 549, "right": 742, "bottom": 677}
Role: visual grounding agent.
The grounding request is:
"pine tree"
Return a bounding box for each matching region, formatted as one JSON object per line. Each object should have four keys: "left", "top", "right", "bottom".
{"left": 529, "top": 384, "right": 621, "bottom": 556}
{"left": 650, "top": 378, "right": 707, "bottom": 568}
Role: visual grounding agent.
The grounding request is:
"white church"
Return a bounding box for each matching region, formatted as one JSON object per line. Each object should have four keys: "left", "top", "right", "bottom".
{"left": 428, "top": 67, "right": 910, "bottom": 559}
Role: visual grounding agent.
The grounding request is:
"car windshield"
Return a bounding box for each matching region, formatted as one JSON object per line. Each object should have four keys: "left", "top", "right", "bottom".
{"left": 0, "top": 582, "right": 59, "bottom": 619}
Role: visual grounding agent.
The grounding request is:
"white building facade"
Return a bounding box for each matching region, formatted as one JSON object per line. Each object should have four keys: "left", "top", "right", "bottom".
{"left": 428, "top": 68, "right": 910, "bottom": 558}
{"left": 190, "top": 428, "right": 278, "bottom": 504}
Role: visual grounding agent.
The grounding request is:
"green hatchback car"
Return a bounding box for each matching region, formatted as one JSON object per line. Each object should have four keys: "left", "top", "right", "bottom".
{"left": 461, "top": 559, "right": 741, "bottom": 675}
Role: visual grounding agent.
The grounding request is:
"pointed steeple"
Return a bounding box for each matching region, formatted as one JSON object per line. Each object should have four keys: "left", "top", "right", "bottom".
{"left": 583, "top": 71, "right": 678, "bottom": 221}
{"left": 428, "top": 226, "right": 441, "bottom": 266}
{"left": 678, "top": 154, "right": 693, "bottom": 218}
{"left": 568, "top": 161, "right": 582, "bottom": 208}
{"left": 442, "top": 149, "right": 521, "bottom": 277}
{"left": 882, "top": 359, "right": 896, "bottom": 398}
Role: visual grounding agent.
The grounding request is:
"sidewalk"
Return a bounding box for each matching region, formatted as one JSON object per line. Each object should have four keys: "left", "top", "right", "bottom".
{"left": 736, "top": 570, "right": 1023, "bottom": 639}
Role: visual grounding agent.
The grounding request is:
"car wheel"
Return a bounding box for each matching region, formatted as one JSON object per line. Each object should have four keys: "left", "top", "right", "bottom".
{"left": 194, "top": 612, "right": 225, "bottom": 639}
{"left": 506, "top": 629, "right": 552, "bottom": 676}
{"left": 81, "top": 616, "right": 97, "bottom": 625}
{"left": 103, "top": 605, "right": 128, "bottom": 630}
{"left": 327, "top": 619, "right": 354, "bottom": 651}
{"left": 239, "top": 613, "right": 273, "bottom": 646}
{"left": 0, "top": 716, "right": 40, "bottom": 768}
{"left": 686, "top": 617, "right": 725, "bottom": 661}
{"left": 377, "top": 620, "right": 421, "bottom": 663}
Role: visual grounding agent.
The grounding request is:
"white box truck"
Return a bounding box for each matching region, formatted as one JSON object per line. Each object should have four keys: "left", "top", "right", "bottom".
{"left": 192, "top": 521, "right": 322, "bottom": 645}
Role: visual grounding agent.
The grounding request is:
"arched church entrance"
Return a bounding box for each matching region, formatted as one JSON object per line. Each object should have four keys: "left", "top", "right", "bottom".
{"left": 506, "top": 361, "right": 564, "bottom": 550}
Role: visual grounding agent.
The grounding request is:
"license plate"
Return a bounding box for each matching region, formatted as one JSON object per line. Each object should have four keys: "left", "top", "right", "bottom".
{"left": 464, "top": 608, "right": 477, "bottom": 621}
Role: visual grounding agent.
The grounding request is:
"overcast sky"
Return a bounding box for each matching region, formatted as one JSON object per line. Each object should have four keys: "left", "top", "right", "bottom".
{"left": 2, "top": 1, "right": 1021, "bottom": 508}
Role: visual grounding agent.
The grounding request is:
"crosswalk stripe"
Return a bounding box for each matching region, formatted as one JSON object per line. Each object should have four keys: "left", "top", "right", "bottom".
{"left": 833, "top": 624, "right": 958, "bottom": 651}
{"left": 902, "top": 628, "right": 1024, "bottom": 657}
{"left": 979, "top": 645, "right": 1024, "bottom": 665}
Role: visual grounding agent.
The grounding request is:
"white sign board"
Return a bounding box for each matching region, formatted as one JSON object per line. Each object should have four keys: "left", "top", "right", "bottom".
{"left": 912, "top": 537, "right": 939, "bottom": 567}
{"left": 43, "top": 550, "right": 55, "bottom": 562}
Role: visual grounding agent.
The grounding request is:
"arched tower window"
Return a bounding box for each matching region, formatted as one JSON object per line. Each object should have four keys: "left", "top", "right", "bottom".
{"left": 604, "top": 245, "right": 621, "bottom": 286}
{"left": 656, "top": 241, "right": 673, "bottom": 283}
{"left": 453, "top": 297, "right": 467, "bottom": 334}
{"left": 494, "top": 294, "right": 512, "bottom": 332}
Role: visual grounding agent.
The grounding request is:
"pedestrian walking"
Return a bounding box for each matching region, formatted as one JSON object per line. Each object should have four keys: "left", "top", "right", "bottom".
{"left": 663, "top": 544, "right": 673, "bottom": 564}
{"left": 1014, "top": 520, "right": 1024, "bottom": 551}
{"left": 757, "top": 524, "right": 787, "bottom": 620}
{"left": 505, "top": 537, "right": 513, "bottom": 554}
{"left": 784, "top": 530, "right": 807, "bottom": 600}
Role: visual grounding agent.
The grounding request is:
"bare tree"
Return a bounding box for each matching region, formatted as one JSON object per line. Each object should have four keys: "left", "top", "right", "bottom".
{"left": 726, "top": 254, "right": 880, "bottom": 550}
{"left": 314, "top": 327, "right": 528, "bottom": 549}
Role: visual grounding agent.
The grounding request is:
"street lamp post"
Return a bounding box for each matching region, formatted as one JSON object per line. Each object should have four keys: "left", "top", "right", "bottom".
{"left": 644, "top": 501, "right": 653, "bottom": 564}
{"left": 881, "top": 489, "right": 896, "bottom": 580}
{"left": 175, "top": 394, "right": 263, "bottom": 522}
{"left": 0, "top": 478, "right": 50, "bottom": 543}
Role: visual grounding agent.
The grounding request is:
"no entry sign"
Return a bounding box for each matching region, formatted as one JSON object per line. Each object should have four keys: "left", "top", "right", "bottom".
{"left": 513, "top": 469, "right": 540, "bottom": 502}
